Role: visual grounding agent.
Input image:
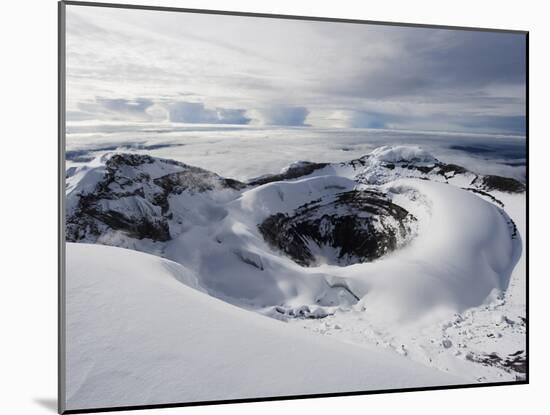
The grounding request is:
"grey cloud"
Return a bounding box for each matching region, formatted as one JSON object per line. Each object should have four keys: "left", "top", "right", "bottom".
{"left": 429, "top": 31, "right": 526, "bottom": 87}
{"left": 96, "top": 98, "right": 154, "bottom": 115}
{"left": 348, "top": 112, "right": 389, "bottom": 129}
{"left": 66, "top": 6, "right": 526, "bottom": 135}
{"left": 66, "top": 110, "right": 95, "bottom": 121}
{"left": 342, "top": 109, "right": 525, "bottom": 135}
{"left": 216, "top": 109, "right": 252, "bottom": 124}
{"left": 455, "top": 115, "right": 526, "bottom": 135}
{"left": 320, "top": 30, "right": 526, "bottom": 135}
{"left": 326, "top": 30, "right": 526, "bottom": 101}
{"left": 72, "top": 97, "right": 155, "bottom": 121}
{"left": 258, "top": 106, "right": 310, "bottom": 126}
{"left": 168, "top": 102, "right": 250, "bottom": 124}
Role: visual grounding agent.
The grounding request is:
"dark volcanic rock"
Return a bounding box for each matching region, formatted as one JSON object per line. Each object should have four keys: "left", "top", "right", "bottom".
{"left": 248, "top": 161, "right": 329, "bottom": 186}
{"left": 466, "top": 350, "right": 526, "bottom": 379}
{"left": 154, "top": 170, "right": 244, "bottom": 194}
{"left": 258, "top": 190, "right": 416, "bottom": 267}
{"left": 398, "top": 162, "right": 466, "bottom": 178}
{"left": 475, "top": 175, "right": 526, "bottom": 193}
{"left": 462, "top": 188, "right": 505, "bottom": 208}
{"left": 66, "top": 153, "right": 244, "bottom": 242}
{"left": 436, "top": 163, "right": 468, "bottom": 176}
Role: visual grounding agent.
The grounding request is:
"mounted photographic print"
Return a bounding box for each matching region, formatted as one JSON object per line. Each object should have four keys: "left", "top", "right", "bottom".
{"left": 58, "top": 1, "right": 528, "bottom": 413}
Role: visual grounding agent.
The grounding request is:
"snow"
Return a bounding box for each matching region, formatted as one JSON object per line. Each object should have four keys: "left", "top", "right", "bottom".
{"left": 108, "top": 172, "right": 516, "bottom": 325}
{"left": 235, "top": 175, "right": 356, "bottom": 220}
{"left": 324, "top": 178, "right": 521, "bottom": 325}
{"left": 64, "top": 135, "right": 526, "bottom": 406}
{"left": 287, "top": 187, "right": 526, "bottom": 383}
{"left": 369, "top": 145, "right": 438, "bottom": 163}
{"left": 65, "top": 242, "right": 461, "bottom": 411}
{"left": 66, "top": 124, "right": 526, "bottom": 181}
{"left": 65, "top": 143, "right": 523, "bottom": 324}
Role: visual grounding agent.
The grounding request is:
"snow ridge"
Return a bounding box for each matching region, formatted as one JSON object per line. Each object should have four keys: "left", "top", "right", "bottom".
{"left": 65, "top": 145, "right": 525, "bottom": 385}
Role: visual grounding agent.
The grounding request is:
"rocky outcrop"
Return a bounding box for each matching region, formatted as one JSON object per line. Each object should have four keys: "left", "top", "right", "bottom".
{"left": 248, "top": 161, "right": 329, "bottom": 186}
{"left": 472, "top": 175, "right": 526, "bottom": 193}
{"left": 258, "top": 190, "right": 417, "bottom": 267}
{"left": 66, "top": 153, "right": 244, "bottom": 242}
{"left": 66, "top": 148, "right": 525, "bottom": 250}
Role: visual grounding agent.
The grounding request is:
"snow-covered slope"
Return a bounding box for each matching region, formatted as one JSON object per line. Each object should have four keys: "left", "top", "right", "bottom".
{"left": 66, "top": 147, "right": 522, "bottom": 315}
{"left": 65, "top": 145, "right": 526, "bottom": 386}
{"left": 289, "top": 189, "right": 526, "bottom": 383}
{"left": 65, "top": 242, "right": 461, "bottom": 411}
{"left": 66, "top": 153, "right": 244, "bottom": 243}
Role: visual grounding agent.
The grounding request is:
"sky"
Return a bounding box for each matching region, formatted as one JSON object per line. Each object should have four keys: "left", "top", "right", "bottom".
{"left": 65, "top": 5, "right": 527, "bottom": 135}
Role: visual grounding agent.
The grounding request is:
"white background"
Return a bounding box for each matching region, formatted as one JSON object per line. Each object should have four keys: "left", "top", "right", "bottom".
{"left": 0, "top": 0, "right": 546, "bottom": 413}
